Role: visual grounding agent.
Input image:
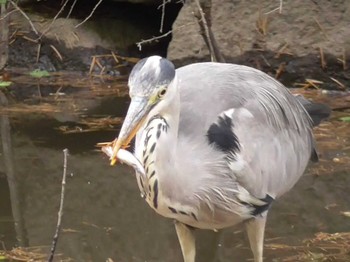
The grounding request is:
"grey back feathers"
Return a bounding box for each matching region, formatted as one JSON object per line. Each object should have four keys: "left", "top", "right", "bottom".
{"left": 177, "top": 63, "right": 313, "bottom": 138}
{"left": 175, "top": 63, "right": 318, "bottom": 199}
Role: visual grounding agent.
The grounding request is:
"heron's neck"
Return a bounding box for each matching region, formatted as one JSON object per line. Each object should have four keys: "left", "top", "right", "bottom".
{"left": 142, "top": 82, "right": 180, "bottom": 180}
{"left": 163, "top": 91, "right": 180, "bottom": 132}
{"left": 137, "top": 87, "right": 180, "bottom": 211}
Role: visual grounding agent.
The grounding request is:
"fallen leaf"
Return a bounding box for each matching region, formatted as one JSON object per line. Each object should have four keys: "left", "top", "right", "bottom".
{"left": 0, "top": 81, "right": 12, "bottom": 87}
{"left": 29, "top": 69, "right": 50, "bottom": 78}
{"left": 339, "top": 116, "right": 350, "bottom": 122}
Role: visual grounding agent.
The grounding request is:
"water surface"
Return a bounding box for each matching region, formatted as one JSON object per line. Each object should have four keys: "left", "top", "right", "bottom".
{"left": 0, "top": 75, "right": 349, "bottom": 261}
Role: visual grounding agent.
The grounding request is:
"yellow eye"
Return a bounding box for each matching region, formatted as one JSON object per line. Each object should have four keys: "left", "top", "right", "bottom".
{"left": 158, "top": 88, "right": 167, "bottom": 98}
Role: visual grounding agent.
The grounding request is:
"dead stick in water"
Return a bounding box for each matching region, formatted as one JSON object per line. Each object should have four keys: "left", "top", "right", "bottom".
{"left": 319, "top": 47, "right": 326, "bottom": 70}
{"left": 47, "top": 148, "right": 69, "bottom": 262}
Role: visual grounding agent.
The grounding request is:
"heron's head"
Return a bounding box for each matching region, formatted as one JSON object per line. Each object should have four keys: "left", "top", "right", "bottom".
{"left": 110, "top": 56, "right": 176, "bottom": 164}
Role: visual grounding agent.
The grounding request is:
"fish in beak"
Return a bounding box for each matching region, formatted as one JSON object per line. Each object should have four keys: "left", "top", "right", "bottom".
{"left": 109, "top": 96, "right": 151, "bottom": 165}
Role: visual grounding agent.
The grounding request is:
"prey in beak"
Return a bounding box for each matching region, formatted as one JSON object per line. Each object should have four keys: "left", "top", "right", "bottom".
{"left": 98, "top": 55, "right": 175, "bottom": 165}
{"left": 103, "top": 96, "right": 151, "bottom": 165}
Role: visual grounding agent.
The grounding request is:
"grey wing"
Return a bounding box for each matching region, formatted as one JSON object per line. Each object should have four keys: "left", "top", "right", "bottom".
{"left": 177, "top": 63, "right": 315, "bottom": 199}
{"left": 210, "top": 104, "right": 312, "bottom": 199}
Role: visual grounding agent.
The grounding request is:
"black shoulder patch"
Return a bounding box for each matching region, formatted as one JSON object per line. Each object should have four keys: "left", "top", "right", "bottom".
{"left": 251, "top": 194, "right": 274, "bottom": 216}
{"left": 207, "top": 115, "right": 240, "bottom": 156}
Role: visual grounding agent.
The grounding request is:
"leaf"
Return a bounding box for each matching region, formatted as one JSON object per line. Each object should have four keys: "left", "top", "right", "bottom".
{"left": 0, "top": 81, "right": 12, "bottom": 87}
{"left": 29, "top": 69, "right": 50, "bottom": 78}
{"left": 339, "top": 116, "right": 350, "bottom": 122}
{"left": 0, "top": 0, "right": 7, "bottom": 5}
{"left": 0, "top": 255, "right": 6, "bottom": 261}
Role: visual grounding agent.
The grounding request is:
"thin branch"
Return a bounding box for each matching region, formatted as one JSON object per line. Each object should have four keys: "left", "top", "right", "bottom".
{"left": 313, "top": 17, "right": 329, "bottom": 41}
{"left": 136, "top": 30, "right": 173, "bottom": 51}
{"left": 265, "top": 0, "right": 283, "bottom": 15}
{"left": 279, "top": 0, "right": 283, "bottom": 13}
{"left": 158, "top": 0, "right": 171, "bottom": 33}
{"left": 47, "top": 148, "right": 69, "bottom": 262}
{"left": 194, "top": 0, "right": 216, "bottom": 62}
{"left": 66, "top": 0, "right": 77, "bottom": 19}
{"left": 38, "top": 0, "right": 71, "bottom": 40}
{"left": 319, "top": 46, "right": 326, "bottom": 70}
{"left": 0, "top": 8, "right": 18, "bottom": 21}
{"left": 75, "top": 0, "right": 103, "bottom": 28}
{"left": 36, "top": 42, "right": 41, "bottom": 63}
{"left": 136, "top": 18, "right": 201, "bottom": 51}
{"left": 9, "top": 0, "right": 39, "bottom": 36}
{"left": 0, "top": 3, "right": 9, "bottom": 70}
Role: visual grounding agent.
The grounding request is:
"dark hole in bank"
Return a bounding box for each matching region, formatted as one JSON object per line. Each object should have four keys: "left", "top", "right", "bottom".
{"left": 19, "top": 0, "right": 183, "bottom": 58}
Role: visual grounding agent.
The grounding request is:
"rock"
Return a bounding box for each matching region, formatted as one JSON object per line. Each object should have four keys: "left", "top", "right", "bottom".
{"left": 168, "top": 0, "right": 350, "bottom": 63}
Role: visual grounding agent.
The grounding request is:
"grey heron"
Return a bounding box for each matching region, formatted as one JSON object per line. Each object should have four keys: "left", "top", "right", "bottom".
{"left": 102, "top": 56, "right": 330, "bottom": 262}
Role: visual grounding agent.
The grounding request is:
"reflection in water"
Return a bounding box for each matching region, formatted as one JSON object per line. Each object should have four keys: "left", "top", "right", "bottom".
{"left": 0, "top": 86, "right": 349, "bottom": 261}
{"left": 0, "top": 92, "right": 28, "bottom": 247}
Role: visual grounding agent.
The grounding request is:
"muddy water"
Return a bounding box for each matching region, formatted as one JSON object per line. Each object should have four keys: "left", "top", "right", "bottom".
{"left": 0, "top": 74, "right": 350, "bottom": 262}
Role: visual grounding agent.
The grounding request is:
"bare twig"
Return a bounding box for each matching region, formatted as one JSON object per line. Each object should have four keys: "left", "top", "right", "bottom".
{"left": 39, "top": 0, "right": 70, "bottom": 40}
{"left": 89, "top": 56, "right": 97, "bottom": 74}
{"left": 136, "top": 30, "right": 173, "bottom": 51}
{"left": 275, "top": 62, "right": 286, "bottom": 79}
{"left": 0, "top": 8, "right": 18, "bottom": 21}
{"left": 256, "top": 11, "right": 268, "bottom": 36}
{"left": 47, "top": 148, "right": 69, "bottom": 262}
{"left": 111, "top": 51, "right": 119, "bottom": 64}
{"left": 136, "top": 13, "right": 202, "bottom": 52}
{"left": 274, "top": 43, "right": 292, "bottom": 58}
{"left": 22, "top": 35, "right": 37, "bottom": 43}
{"left": 265, "top": 0, "right": 283, "bottom": 15}
{"left": 279, "top": 0, "right": 283, "bottom": 13}
{"left": 294, "top": 79, "right": 323, "bottom": 89}
{"left": 313, "top": 17, "right": 329, "bottom": 41}
{"left": 66, "top": 0, "right": 77, "bottom": 19}
{"left": 36, "top": 42, "right": 41, "bottom": 63}
{"left": 75, "top": 0, "right": 103, "bottom": 28}
{"left": 9, "top": 0, "right": 39, "bottom": 36}
{"left": 343, "top": 48, "right": 347, "bottom": 70}
{"left": 50, "top": 44, "right": 63, "bottom": 61}
{"left": 158, "top": 0, "right": 170, "bottom": 33}
{"left": 260, "top": 54, "right": 271, "bottom": 67}
{"left": 337, "top": 48, "right": 347, "bottom": 70}
{"left": 330, "top": 77, "right": 346, "bottom": 90}
{"left": 0, "top": 2, "right": 9, "bottom": 70}
{"left": 319, "top": 47, "right": 327, "bottom": 70}
{"left": 193, "top": 0, "right": 217, "bottom": 62}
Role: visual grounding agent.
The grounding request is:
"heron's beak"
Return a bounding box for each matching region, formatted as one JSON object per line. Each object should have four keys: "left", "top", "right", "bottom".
{"left": 110, "top": 96, "right": 150, "bottom": 165}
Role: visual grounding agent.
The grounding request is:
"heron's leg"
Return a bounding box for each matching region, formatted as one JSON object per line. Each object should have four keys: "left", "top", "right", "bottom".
{"left": 245, "top": 214, "right": 267, "bottom": 262}
{"left": 175, "top": 221, "right": 196, "bottom": 262}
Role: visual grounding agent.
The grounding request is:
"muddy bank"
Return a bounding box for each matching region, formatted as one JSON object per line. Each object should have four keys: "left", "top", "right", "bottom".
{"left": 1, "top": 0, "right": 349, "bottom": 92}
{"left": 174, "top": 50, "right": 350, "bottom": 91}
{"left": 3, "top": 0, "right": 182, "bottom": 73}
{"left": 7, "top": 37, "right": 350, "bottom": 92}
